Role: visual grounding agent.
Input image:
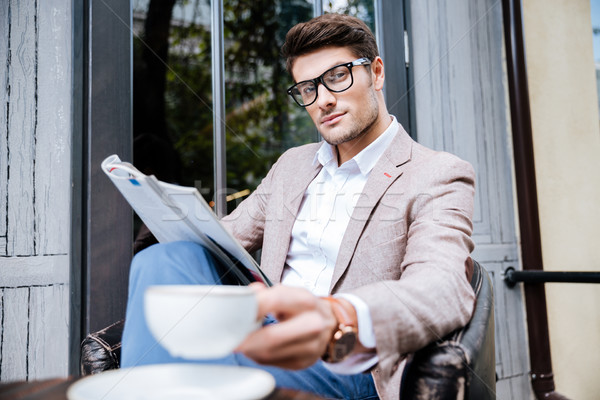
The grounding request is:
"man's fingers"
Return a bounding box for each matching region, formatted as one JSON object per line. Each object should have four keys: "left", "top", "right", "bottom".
{"left": 241, "top": 329, "right": 322, "bottom": 367}
{"left": 257, "top": 311, "right": 330, "bottom": 348}
{"left": 237, "top": 285, "right": 340, "bottom": 370}
{"left": 248, "top": 282, "right": 267, "bottom": 292}
{"left": 255, "top": 285, "right": 319, "bottom": 319}
{"left": 238, "top": 310, "right": 332, "bottom": 365}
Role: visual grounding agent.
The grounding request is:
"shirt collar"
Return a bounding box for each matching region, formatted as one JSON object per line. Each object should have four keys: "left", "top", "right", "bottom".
{"left": 312, "top": 116, "right": 399, "bottom": 176}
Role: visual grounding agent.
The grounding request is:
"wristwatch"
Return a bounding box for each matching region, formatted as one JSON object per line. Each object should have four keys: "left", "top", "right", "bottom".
{"left": 321, "top": 297, "right": 358, "bottom": 363}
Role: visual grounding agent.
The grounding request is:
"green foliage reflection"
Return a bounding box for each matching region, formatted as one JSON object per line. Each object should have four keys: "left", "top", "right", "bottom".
{"left": 133, "top": 0, "right": 374, "bottom": 207}
{"left": 134, "top": 0, "right": 314, "bottom": 204}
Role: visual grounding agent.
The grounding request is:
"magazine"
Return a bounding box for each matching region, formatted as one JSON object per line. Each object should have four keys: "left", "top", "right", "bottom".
{"left": 101, "top": 154, "right": 271, "bottom": 286}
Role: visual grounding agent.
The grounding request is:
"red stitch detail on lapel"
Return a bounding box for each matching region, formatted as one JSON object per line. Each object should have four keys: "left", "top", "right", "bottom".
{"left": 384, "top": 172, "right": 392, "bottom": 178}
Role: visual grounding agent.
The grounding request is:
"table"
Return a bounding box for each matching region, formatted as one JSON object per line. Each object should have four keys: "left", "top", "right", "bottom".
{"left": 0, "top": 377, "right": 323, "bottom": 400}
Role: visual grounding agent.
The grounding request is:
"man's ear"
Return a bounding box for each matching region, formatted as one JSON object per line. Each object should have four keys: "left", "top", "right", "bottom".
{"left": 371, "top": 56, "right": 385, "bottom": 91}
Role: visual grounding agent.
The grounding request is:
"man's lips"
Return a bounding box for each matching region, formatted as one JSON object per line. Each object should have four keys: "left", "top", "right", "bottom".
{"left": 320, "top": 112, "right": 345, "bottom": 126}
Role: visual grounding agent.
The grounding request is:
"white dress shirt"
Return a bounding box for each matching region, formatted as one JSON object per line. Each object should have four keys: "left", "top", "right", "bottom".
{"left": 281, "top": 117, "right": 399, "bottom": 374}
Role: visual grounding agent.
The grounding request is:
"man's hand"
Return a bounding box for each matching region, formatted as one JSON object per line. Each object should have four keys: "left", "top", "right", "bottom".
{"left": 236, "top": 284, "right": 338, "bottom": 370}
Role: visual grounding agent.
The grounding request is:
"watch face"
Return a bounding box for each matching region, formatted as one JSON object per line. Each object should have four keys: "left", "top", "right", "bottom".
{"left": 332, "top": 329, "right": 357, "bottom": 362}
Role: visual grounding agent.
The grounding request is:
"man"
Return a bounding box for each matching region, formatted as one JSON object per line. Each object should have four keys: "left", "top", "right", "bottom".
{"left": 122, "top": 13, "right": 476, "bottom": 399}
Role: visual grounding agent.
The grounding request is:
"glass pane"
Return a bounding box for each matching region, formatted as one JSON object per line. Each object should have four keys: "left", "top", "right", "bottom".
{"left": 133, "top": 0, "right": 318, "bottom": 216}
{"left": 222, "top": 0, "right": 314, "bottom": 212}
{"left": 132, "top": 0, "right": 215, "bottom": 245}
{"left": 324, "top": 0, "right": 376, "bottom": 33}
{"left": 133, "top": 0, "right": 214, "bottom": 198}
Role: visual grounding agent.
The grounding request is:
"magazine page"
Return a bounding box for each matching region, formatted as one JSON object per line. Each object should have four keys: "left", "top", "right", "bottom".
{"left": 101, "top": 154, "right": 271, "bottom": 286}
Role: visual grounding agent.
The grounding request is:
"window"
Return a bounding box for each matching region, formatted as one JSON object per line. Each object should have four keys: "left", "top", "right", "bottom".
{"left": 132, "top": 0, "right": 384, "bottom": 217}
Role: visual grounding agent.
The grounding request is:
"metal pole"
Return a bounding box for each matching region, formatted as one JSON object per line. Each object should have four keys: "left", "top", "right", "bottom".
{"left": 313, "top": 0, "right": 323, "bottom": 17}
{"left": 373, "top": 0, "right": 385, "bottom": 102}
{"left": 373, "top": 0, "right": 384, "bottom": 57}
{"left": 211, "top": 0, "right": 227, "bottom": 217}
{"left": 505, "top": 267, "right": 600, "bottom": 286}
{"left": 311, "top": 0, "right": 323, "bottom": 142}
{"left": 501, "top": 1, "right": 568, "bottom": 398}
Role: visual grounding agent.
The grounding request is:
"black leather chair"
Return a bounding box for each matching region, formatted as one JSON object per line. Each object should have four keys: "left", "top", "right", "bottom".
{"left": 80, "top": 319, "right": 124, "bottom": 375}
{"left": 81, "top": 260, "right": 495, "bottom": 399}
{"left": 400, "top": 260, "right": 496, "bottom": 399}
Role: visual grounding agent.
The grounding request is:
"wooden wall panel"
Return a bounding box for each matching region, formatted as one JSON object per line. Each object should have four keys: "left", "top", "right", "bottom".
{"left": 35, "top": 0, "right": 72, "bottom": 256}
{"left": 410, "top": 0, "right": 520, "bottom": 252}
{"left": 28, "top": 285, "right": 69, "bottom": 379}
{"left": 0, "top": 256, "right": 70, "bottom": 287}
{"left": 0, "top": 284, "right": 68, "bottom": 382}
{"left": 0, "top": 291, "right": 3, "bottom": 376}
{"left": 0, "top": 3, "right": 8, "bottom": 256}
{"left": 0, "top": 288, "right": 29, "bottom": 381}
{"left": 0, "top": 0, "right": 73, "bottom": 382}
{"left": 6, "top": 0, "right": 37, "bottom": 257}
{"left": 486, "top": 261, "right": 530, "bottom": 378}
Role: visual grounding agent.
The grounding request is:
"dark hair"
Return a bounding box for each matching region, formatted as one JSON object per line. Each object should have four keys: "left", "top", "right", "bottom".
{"left": 282, "top": 13, "right": 379, "bottom": 75}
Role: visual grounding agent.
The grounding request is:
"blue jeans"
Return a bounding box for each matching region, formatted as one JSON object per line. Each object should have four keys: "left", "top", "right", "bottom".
{"left": 121, "top": 241, "right": 378, "bottom": 399}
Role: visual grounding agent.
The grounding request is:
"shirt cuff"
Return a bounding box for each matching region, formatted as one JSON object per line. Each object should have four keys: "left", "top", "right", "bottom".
{"left": 334, "top": 293, "right": 377, "bottom": 348}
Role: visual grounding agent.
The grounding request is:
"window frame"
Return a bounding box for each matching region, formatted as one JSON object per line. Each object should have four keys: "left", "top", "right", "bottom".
{"left": 70, "top": 0, "right": 133, "bottom": 374}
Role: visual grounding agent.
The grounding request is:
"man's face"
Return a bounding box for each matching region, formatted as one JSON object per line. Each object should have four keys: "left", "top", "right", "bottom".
{"left": 291, "top": 47, "right": 380, "bottom": 147}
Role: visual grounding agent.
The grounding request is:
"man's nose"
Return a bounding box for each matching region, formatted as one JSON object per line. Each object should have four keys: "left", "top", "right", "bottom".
{"left": 315, "top": 83, "right": 336, "bottom": 108}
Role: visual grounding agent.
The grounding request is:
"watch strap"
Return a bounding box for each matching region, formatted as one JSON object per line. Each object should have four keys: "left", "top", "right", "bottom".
{"left": 321, "top": 296, "right": 358, "bottom": 363}
{"left": 322, "top": 296, "right": 356, "bottom": 328}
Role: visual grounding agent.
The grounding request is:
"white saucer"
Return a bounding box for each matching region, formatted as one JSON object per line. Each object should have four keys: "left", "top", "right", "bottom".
{"left": 67, "top": 364, "right": 276, "bottom": 400}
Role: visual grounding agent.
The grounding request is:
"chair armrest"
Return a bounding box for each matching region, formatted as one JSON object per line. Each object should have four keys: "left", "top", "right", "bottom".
{"left": 400, "top": 260, "right": 496, "bottom": 400}
{"left": 80, "top": 320, "right": 125, "bottom": 376}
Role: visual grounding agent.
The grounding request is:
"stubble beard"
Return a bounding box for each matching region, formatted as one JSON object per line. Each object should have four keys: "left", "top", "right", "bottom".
{"left": 321, "top": 89, "right": 379, "bottom": 147}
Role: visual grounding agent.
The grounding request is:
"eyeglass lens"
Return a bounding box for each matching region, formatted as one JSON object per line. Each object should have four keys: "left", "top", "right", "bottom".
{"left": 291, "top": 64, "right": 353, "bottom": 106}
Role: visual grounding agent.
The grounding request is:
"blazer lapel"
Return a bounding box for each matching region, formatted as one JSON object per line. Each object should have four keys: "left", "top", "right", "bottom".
{"left": 330, "top": 128, "right": 414, "bottom": 291}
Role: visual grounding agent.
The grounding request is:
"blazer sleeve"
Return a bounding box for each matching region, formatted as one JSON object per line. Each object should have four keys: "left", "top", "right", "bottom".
{"left": 349, "top": 153, "right": 477, "bottom": 381}
{"left": 220, "top": 157, "right": 280, "bottom": 253}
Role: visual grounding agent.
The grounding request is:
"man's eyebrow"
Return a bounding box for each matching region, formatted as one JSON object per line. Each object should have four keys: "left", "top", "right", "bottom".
{"left": 325, "top": 60, "right": 352, "bottom": 70}
{"left": 296, "top": 60, "right": 352, "bottom": 82}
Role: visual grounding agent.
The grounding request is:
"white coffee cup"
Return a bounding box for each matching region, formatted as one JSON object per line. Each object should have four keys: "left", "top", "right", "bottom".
{"left": 144, "top": 285, "right": 261, "bottom": 359}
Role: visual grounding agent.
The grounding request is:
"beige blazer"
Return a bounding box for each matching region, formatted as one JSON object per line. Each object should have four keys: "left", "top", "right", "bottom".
{"left": 222, "top": 124, "right": 476, "bottom": 399}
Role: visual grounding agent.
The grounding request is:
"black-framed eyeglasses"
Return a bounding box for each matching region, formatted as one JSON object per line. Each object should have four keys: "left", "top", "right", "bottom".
{"left": 286, "top": 58, "right": 372, "bottom": 107}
